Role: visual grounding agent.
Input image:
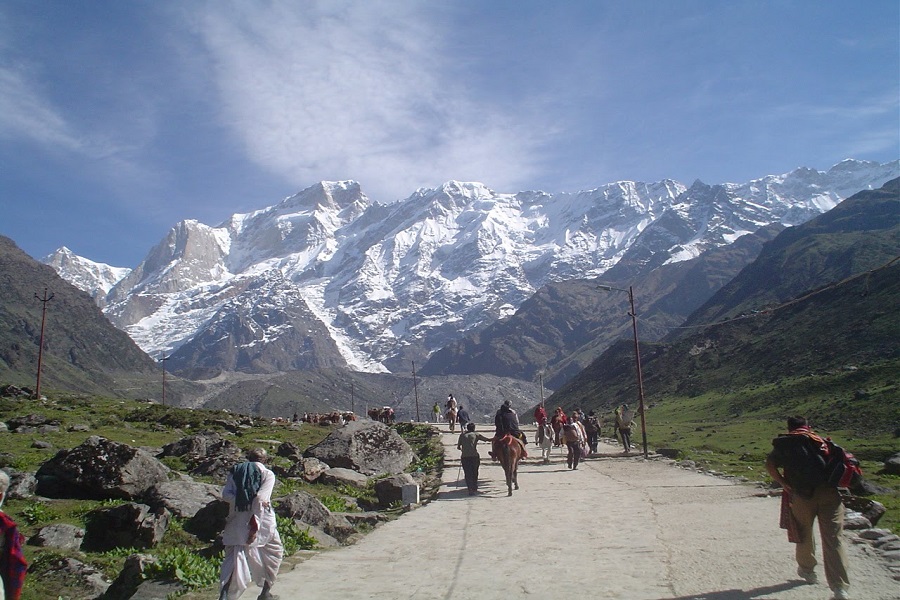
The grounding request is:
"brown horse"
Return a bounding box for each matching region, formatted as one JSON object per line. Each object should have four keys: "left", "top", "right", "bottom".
{"left": 496, "top": 434, "right": 523, "bottom": 496}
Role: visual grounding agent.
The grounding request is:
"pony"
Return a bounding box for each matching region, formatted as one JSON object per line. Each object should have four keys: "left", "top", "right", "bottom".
{"left": 496, "top": 434, "right": 523, "bottom": 496}
{"left": 446, "top": 406, "right": 458, "bottom": 432}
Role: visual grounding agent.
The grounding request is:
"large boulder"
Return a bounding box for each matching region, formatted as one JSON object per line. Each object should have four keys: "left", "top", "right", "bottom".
{"left": 374, "top": 473, "right": 417, "bottom": 508}
{"left": 884, "top": 452, "right": 900, "bottom": 475}
{"left": 303, "top": 420, "right": 414, "bottom": 476}
{"left": 275, "top": 491, "right": 355, "bottom": 541}
{"left": 35, "top": 436, "right": 170, "bottom": 500}
{"left": 82, "top": 503, "right": 170, "bottom": 552}
{"left": 159, "top": 434, "right": 242, "bottom": 482}
{"left": 143, "top": 480, "right": 222, "bottom": 519}
{"left": 28, "top": 523, "right": 85, "bottom": 551}
{"left": 184, "top": 499, "right": 230, "bottom": 542}
{"left": 320, "top": 467, "right": 369, "bottom": 488}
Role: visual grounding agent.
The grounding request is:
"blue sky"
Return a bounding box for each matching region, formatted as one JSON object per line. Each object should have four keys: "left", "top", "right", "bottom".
{"left": 1, "top": 1, "right": 897, "bottom": 267}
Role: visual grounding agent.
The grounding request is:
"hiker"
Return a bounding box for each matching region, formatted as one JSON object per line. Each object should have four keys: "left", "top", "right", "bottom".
{"left": 615, "top": 404, "right": 636, "bottom": 453}
{"left": 219, "top": 448, "right": 284, "bottom": 600}
{"left": 765, "top": 416, "right": 850, "bottom": 600}
{"left": 432, "top": 402, "right": 442, "bottom": 422}
{"left": 562, "top": 414, "right": 587, "bottom": 469}
{"left": 584, "top": 410, "right": 601, "bottom": 454}
{"left": 551, "top": 407, "right": 568, "bottom": 446}
{"left": 457, "top": 422, "right": 492, "bottom": 495}
{"left": 491, "top": 400, "right": 527, "bottom": 459}
{"left": 0, "top": 471, "right": 27, "bottom": 600}
{"left": 456, "top": 405, "right": 471, "bottom": 431}
{"left": 533, "top": 404, "right": 547, "bottom": 427}
{"left": 536, "top": 419, "right": 554, "bottom": 464}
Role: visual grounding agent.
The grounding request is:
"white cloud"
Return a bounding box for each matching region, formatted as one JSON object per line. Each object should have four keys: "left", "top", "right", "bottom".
{"left": 0, "top": 65, "right": 84, "bottom": 151}
{"left": 185, "top": 1, "right": 549, "bottom": 201}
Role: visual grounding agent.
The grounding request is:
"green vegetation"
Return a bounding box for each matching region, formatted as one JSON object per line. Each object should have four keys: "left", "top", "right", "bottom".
{"left": 638, "top": 379, "right": 900, "bottom": 534}
{"left": 0, "top": 391, "right": 393, "bottom": 599}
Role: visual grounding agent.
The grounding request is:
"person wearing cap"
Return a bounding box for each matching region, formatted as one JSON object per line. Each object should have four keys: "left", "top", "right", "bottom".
{"left": 491, "top": 400, "right": 528, "bottom": 459}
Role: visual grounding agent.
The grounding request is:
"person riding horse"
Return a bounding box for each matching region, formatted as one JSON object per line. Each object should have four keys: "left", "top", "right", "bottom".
{"left": 491, "top": 400, "right": 527, "bottom": 459}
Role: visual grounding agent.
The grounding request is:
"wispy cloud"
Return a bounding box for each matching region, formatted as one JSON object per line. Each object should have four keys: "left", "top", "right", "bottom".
{"left": 0, "top": 65, "right": 84, "bottom": 151}
{"left": 183, "top": 1, "right": 549, "bottom": 201}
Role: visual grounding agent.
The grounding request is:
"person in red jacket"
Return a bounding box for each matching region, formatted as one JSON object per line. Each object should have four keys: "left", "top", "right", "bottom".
{"left": 0, "top": 471, "right": 27, "bottom": 600}
{"left": 533, "top": 405, "right": 547, "bottom": 427}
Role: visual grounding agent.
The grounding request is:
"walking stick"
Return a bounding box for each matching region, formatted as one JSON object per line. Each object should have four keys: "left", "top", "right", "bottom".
{"left": 457, "top": 462, "right": 463, "bottom": 487}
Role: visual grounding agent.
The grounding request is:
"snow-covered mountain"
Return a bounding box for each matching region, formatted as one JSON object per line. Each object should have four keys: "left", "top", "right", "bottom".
{"left": 43, "top": 247, "right": 132, "bottom": 307}
{"left": 47, "top": 159, "right": 899, "bottom": 376}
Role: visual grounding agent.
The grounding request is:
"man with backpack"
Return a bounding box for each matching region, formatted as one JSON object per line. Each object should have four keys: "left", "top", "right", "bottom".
{"left": 765, "top": 416, "right": 851, "bottom": 600}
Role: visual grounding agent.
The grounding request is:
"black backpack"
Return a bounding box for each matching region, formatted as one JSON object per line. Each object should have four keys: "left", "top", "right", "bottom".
{"left": 824, "top": 440, "right": 863, "bottom": 490}
{"left": 770, "top": 434, "right": 828, "bottom": 498}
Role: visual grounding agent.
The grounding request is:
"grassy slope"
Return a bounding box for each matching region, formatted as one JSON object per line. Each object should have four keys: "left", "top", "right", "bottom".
{"left": 0, "top": 392, "right": 443, "bottom": 599}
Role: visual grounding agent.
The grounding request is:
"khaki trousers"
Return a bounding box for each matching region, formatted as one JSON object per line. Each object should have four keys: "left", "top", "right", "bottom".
{"left": 790, "top": 484, "right": 849, "bottom": 591}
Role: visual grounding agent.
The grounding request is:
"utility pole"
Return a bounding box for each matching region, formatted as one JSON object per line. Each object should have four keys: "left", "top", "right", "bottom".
{"left": 350, "top": 382, "right": 355, "bottom": 415}
{"left": 159, "top": 354, "right": 170, "bottom": 406}
{"left": 33, "top": 288, "right": 54, "bottom": 399}
{"left": 598, "top": 284, "right": 649, "bottom": 458}
{"left": 412, "top": 361, "right": 420, "bottom": 422}
{"left": 539, "top": 372, "right": 545, "bottom": 407}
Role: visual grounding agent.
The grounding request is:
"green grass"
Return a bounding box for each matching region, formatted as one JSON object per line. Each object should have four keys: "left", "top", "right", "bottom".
{"left": 0, "top": 390, "right": 446, "bottom": 599}
{"left": 641, "top": 386, "right": 900, "bottom": 533}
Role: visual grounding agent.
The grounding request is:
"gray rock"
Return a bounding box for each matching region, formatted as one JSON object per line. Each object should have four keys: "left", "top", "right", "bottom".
{"left": 656, "top": 448, "right": 681, "bottom": 459}
{"left": 35, "top": 436, "right": 170, "bottom": 500}
{"left": 884, "top": 452, "right": 900, "bottom": 476}
{"left": 98, "top": 553, "right": 158, "bottom": 600}
{"left": 143, "top": 480, "right": 221, "bottom": 519}
{"left": 858, "top": 528, "right": 892, "bottom": 540}
{"left": 127, "top": 579, "right": 185, "bottom": 600}
{"left": 184, "top": 499, "right": 229, "bottom": 541}
{"left": 42, "top": 556, "right": 110, "bottom": 599}
{"left": 303, "top": 420, "right": 414, "bottom": 476}
{"left": 275, "top": 491, "right": 355, "bottom": 541}
{"left": 28, "top": 523, "right": 85, "bottom": 550}
{"left": 4, "top": 469, "right": 36, "bottom": 499}
{"left": 277, "top": 441, "right": 303, "bottom": 460}
{"left": 82, "top": 502, "right": 170, "bottom": 552}
{"left": 6, "top": 413, "right": 60, "bottom": 431}
{"left": 843, "top": 513, "right": 872, "bottom": 530}
{"left": 374, "top": 473, "right": 417, "bottom": 508}
{"left": 320, "top": 467, "right": 369, "bottom": 488}
{"left": 68, "top": 424, "right": 91, "bottom": 432}
{"left": 843, "top": 496, "right": 887, "bottom": 527}
{"left": 31, "top": 440, "right": 52, "bottom": 449}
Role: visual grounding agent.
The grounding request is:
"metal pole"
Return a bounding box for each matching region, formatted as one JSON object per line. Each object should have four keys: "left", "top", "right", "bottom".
{"left": 159, "top": 354, "right": 169, "bottom": 406}
{"left": 34, "top": 288, "right": 54, "bottom": 399}
{"left": 351, "top": 382, "right": 355, "bottom": 415}
{"left": 412, "top": 361, "right": 420, "bottom": 422}
{"left": 539, "top": 372, "right": 545, "bottom": 407}
{"left": 628, "top": 286, "right": 649, "bottom": 459}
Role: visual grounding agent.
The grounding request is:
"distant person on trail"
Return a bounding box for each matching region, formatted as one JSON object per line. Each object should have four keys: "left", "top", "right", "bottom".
{"left": 533, "top": 404, "right": 547, "bottom": 427}
{"left": 615, "top": 404, "right": 636, "bottom": 453}
{"left": 456, "top": 405, "right": 471, "bottom": 430}
{"left": 219, "top": 448, "right": 283, "bottom": 600}
{"left": 551, "top": 407, "right": 568, "bottom": 446}
{"left": 0, "top": 470, "right": 27, "bottom": 600}
{"left": 432, "top": 402, "right": 442, "bottom": 423}
{"left": 457, "top": 422, "right": 492, "bottom": 495}
{"left": 765, "top": 416, "right": 851, "bottom": 600}
{"left": 536, "top": 419, "right": 554, "bottom": 464}
{"left": 584, "top": 410, "right": 601, "bottom": 454}
{"left": 491, "top": 400, "right": 527, "bottom": 459}
{"left": 562, "top": 413, "right": 587, "bottom": 469}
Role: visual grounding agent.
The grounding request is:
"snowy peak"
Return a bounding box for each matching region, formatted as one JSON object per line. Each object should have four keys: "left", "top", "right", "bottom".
{"left": 49, "top": 159, "right": 900, "bottom": 374}
{"left": 43, "top": 247, "right": 131, "bottom": 305}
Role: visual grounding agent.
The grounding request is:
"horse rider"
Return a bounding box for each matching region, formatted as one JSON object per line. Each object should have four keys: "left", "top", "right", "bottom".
{"left": 491, "top": 400, "right": 527, "bottom": 459}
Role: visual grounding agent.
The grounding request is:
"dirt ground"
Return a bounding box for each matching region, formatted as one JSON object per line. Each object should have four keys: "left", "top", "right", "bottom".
{"left": 267, "top": 425, "right": 898, "bottom": 600}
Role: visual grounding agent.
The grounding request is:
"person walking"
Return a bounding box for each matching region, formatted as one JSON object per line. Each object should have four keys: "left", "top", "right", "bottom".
{"left": 584, "top": 410, "right": 601, "bottom": 454}
{"left": 456, "top": 423, "right": 492, "bottom": 495}
{"left": 533, "top": 404, "right": 547, "bottom": 427}
{"left": 0, "top": 471, "right": 27, "bottom": 600}
{"left": 432, "top": 402, "right": 441, "bottom": 423}
{"left": 536, "top": 419, "right": 554, "bottom": 464}
{"left": 456, "top": 405, "right": 471, "bottom": 431}
{"left": 219, "top": 448, "right": 284, "bottom": 600}
{"left": 766, "top": 417, "right": 851, "bottom": 600}
{"left": 615, "top": 404, "right": 636, "bottom": 453}
{"left": 551, "top": 407, "right": 568, "bottom": 447}
{"left": 562, "top": 416, "right": 586, "bottom": 469}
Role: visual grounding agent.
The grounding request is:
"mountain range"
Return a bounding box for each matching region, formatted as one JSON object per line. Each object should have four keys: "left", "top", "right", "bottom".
{"left": 45, "top": 159, "right": 898, "bottom": 389}
{"left": 549, "top": 178, "right": 900, "bottom": 433}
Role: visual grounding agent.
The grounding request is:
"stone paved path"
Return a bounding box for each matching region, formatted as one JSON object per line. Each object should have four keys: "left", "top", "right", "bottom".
{"left": 270, "top": 425, "right": 898, "bottom": 600}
